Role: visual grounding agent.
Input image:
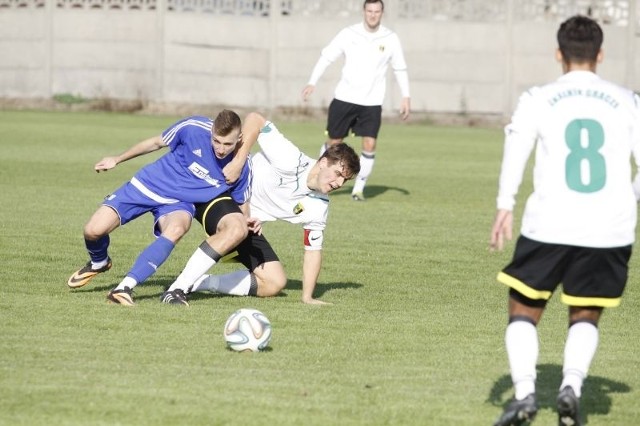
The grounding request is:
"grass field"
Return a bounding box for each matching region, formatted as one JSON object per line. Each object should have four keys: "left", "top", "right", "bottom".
{"left": 1, "top": 109, "right": 639, "bottom": 425}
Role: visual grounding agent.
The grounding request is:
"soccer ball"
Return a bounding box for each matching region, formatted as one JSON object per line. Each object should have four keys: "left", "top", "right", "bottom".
{"left": 223, "top": 308, "right": 272, "bottom": 352}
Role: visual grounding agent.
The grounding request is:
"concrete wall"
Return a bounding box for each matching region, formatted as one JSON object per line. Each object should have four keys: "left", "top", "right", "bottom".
{"left": 0, "top": 2, "right": 638, "bottom": 118}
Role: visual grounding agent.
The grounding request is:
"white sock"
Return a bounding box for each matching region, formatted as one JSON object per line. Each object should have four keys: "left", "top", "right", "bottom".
{"left": 505, "top": 320, "right": 539, "bottom": 399}
{"left": 560, "top": 322, "right": 598, "bottom": 398}
{"left": 352, "top": 151, "right": 375, "bottom": 194}
{"left": 92, "top": 258, "right": 109, "bottom": 269}
{"left": 168, "top": 247, "right": 218, "bottom": 292}
{"left": 192, "top": 270, "right": 254, "bottom": 296}
{"left": 116, "top": 276, "right": 137, "bottom": 291}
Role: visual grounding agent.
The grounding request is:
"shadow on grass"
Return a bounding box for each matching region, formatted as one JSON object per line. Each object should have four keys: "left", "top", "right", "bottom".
{"left": 75, "top": 277, "right": 363, "bottom": 302}
{"left": 331, "top": 184, "right": 410, "bottom": 200}
{"left": 487, "top": 363, "right": 631, "bottom": 423}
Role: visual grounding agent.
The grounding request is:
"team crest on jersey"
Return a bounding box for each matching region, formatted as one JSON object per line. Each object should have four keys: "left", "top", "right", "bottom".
{"left": 379, "top": 45, "right": 385, "bottom": 52}
{"left": 293, "top": 202, "right": 304, "bottom": 215}
{"left": 192, "top": 149, "right": 202, "bottom": 157}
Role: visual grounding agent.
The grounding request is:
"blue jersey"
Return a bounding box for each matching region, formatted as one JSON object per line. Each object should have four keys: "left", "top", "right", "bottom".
{"left": 131, "top": 116, "right": 252, "bottom": 205}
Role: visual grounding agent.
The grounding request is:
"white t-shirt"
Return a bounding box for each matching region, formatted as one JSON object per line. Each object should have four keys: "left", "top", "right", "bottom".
{"left": 497, "top": 71, "right": 640, "bottom": 247}
{"left": 250, "top": 122, "right": 329, "bottom": 246}
{"left": 307, "top": 23, "right": 409, "bottom": 106}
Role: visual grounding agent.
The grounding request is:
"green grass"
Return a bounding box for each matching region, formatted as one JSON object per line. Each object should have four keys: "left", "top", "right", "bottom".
{"left": 1, "top": 110, "right": 639, "bottom": 425}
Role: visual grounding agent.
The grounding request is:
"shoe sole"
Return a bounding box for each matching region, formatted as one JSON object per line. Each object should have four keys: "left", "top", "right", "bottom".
{"left": 557, "top": 399, "right": 579, "bottom": 426}
{"left": 68, "top": 271, "right": 100, "bottom": 289}
{"left": 67, "top": 262, "right": 112, "bottom": 289}
{"left": 107, "top": 293, "right": 134, "bottom": 306}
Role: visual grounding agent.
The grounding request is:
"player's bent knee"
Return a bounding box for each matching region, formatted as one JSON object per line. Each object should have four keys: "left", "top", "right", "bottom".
{"left": 259, "top": 278, "right": 286, "bottom": 297}
{"left": 83, "top": 222, "right": 108, "bottom": 240}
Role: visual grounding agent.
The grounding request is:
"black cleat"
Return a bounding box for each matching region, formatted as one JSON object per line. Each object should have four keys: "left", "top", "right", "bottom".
{"left": 160, "top": 289, "right": 189, "bottom": 306}
{"left": 68, "top": 258, "right": 112, "bottom": 288}
{"left": 494, "top": 394, "right": 538, "bottom": 426}
{"left": 107, "top": 287, "right": 134, "bottom": 306}
{"left": 557, "top": 386, "right": 581, "bottom": 426}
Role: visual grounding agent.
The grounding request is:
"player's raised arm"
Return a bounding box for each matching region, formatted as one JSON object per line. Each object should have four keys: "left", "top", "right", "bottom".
{"left": 223, "top": 112, "right": 267, "bottom": 184}
{"left": 94, "top": 135, "right": 165, "bottom": 172}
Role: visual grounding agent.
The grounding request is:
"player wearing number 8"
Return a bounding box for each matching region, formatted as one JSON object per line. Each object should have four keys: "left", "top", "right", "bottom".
{"left": 490, "top": 15, "right": 640, "bottom": 426}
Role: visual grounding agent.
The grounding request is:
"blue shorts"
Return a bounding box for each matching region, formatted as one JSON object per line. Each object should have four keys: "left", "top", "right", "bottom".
{"left": 103, "top": 181, "right": 195, "bottom": 237}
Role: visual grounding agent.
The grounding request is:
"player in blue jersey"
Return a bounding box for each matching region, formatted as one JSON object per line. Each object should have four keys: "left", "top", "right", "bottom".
{"left": 67, "top": 110, "right": 255, "bottom": 306}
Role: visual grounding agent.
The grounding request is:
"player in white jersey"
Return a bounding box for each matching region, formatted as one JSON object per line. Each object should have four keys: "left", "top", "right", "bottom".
{"left": 491, "top": 16, "right": 640, "bottom": 426}
{"left": 168, "top": 112, "right": 361, "bottom": 305}
{"left": 301, "top": 0, "right": 410, "bottom": 201}
{"left": 67, "top": 111, "right": 255, "bottom": 306}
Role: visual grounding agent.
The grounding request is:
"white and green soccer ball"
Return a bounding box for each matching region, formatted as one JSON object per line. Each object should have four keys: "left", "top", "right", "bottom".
{"left": 223, "top": 308, "right": 272, "bottom": 352}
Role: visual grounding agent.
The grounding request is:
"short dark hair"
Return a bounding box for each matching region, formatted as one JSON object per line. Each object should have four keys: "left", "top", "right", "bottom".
{"left": 557, "top": 15, "right": 603, "bottom": 63}
{"left": 363, "top": 0, "right": 383, "bottom": 11}
{"left": 320, "top": 143, "right": 361, "bottom": 179}
{"left": 213, "top": 109, "right": 242, "bottom": 136}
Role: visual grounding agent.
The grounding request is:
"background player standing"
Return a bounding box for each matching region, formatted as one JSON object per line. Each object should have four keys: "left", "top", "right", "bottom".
{"left": 301, "top": 0, "right": 410, "bottom": 201}
{"left": 490, "top": 15, "right": 640, "bottom": 426}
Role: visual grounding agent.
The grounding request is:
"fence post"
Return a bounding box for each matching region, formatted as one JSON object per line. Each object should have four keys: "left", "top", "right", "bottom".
{"left": 626, "top": 0, "right": 638, "bottom": 90}
{"left": 268, "top": 1, "right": 282, "bottom": 113}
{"left": 44, "top": 0, "right": 54, "bottom": 99}
{"left": 503, "top": 0, "right": 514, "bottom": 119}
{"left": 155, "top": 0, "right": 166, "bottom": 103}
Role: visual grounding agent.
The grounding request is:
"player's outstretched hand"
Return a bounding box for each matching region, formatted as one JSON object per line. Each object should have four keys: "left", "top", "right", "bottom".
{"left": 489, "top": 209, "right": 513, "bottom": 252}
{"left": 399, "top": 98, "right": 411, "bottom": 121}
{"left": 302, "top": 297, "right": 332, "bottom": 305}
{"left": 301, "top": 84, "right": 315, "bottom": 102}
{"left": 94, "top": 157, "right": 118, "bottom": 172}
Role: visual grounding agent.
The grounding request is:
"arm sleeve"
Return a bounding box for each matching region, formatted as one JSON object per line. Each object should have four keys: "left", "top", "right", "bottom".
{"left": 391, "top": 36, "right": 410, "bottom": 98}
{"left": 307, "top": 30, "right": 346, "bottom": 85}
{"left": 496, "top": 89, "right": 539, "bottom": 211}
{"left": 257, "top": 121, "right": 303, "bottom": 168}
{"left": 631, "top": 94, "right": 640, "bottom": 201}
{"left": 394, "top": 69, "right": 410, "bottom": 98}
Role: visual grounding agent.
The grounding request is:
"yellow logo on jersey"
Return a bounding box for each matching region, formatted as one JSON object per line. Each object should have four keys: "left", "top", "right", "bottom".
{"left": 293, "top": 202, "right": 304, "bottom": 215}
{"left": 379, "top": 45, "right": 385, "bottom": 52}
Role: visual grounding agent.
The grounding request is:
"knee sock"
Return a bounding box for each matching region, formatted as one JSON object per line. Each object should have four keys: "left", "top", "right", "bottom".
{"left": 505, "top": 320, "right": 539, "bottom": 399}
{"left": 168, "top": 241, "right": 221, "bottom": 292}
{"left": 352, "top": 151, "right": 375, "bottom": 194}
{"left": 86, "top": 235, "right": 110, "bottom": 266}
{"left": 117, "top": 236, "right": 175, "bottom": 290}
{"left": 192, "top": 270, "right": 258, "bottom": 296}
{"left": 560, "top": 321, "right": 599, "bottom": 398}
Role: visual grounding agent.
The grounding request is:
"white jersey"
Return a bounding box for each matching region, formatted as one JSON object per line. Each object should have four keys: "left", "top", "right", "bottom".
{"left": 250, "top": 122, "right": 329, "bottom": 236}
{"left": 498, "top": 71, "right": 640, "bottom": 247}
{"left": 307, "top": 23, "right": 409, "bottom": 106}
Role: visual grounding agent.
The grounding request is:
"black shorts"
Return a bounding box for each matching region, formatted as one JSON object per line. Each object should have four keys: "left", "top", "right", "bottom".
{"left": 326, "top": 98, "right": 382, "bottom": 139}
{"left": 498, "top": 236, "right": 632, "bottom": 308}
{"left": 194, "top": 194, "right": 279, "bottom": 271}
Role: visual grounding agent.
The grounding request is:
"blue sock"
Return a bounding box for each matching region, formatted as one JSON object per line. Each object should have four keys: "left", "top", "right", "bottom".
{"left": 126, "top": 236, "right": 175, "bottom": 285}
{"left": 86, "top": 235, "right": 110, "bottom": 263}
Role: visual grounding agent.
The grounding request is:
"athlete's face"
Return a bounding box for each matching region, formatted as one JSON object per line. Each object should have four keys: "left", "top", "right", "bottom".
{"left": 314, "top": 158, "right": 350, "bottom": 194}
{"left": 211, "top": 129, "right": 241, "bottom": 159}
{"left": 363, "top": 2, "right": 383, "bottom": 32}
